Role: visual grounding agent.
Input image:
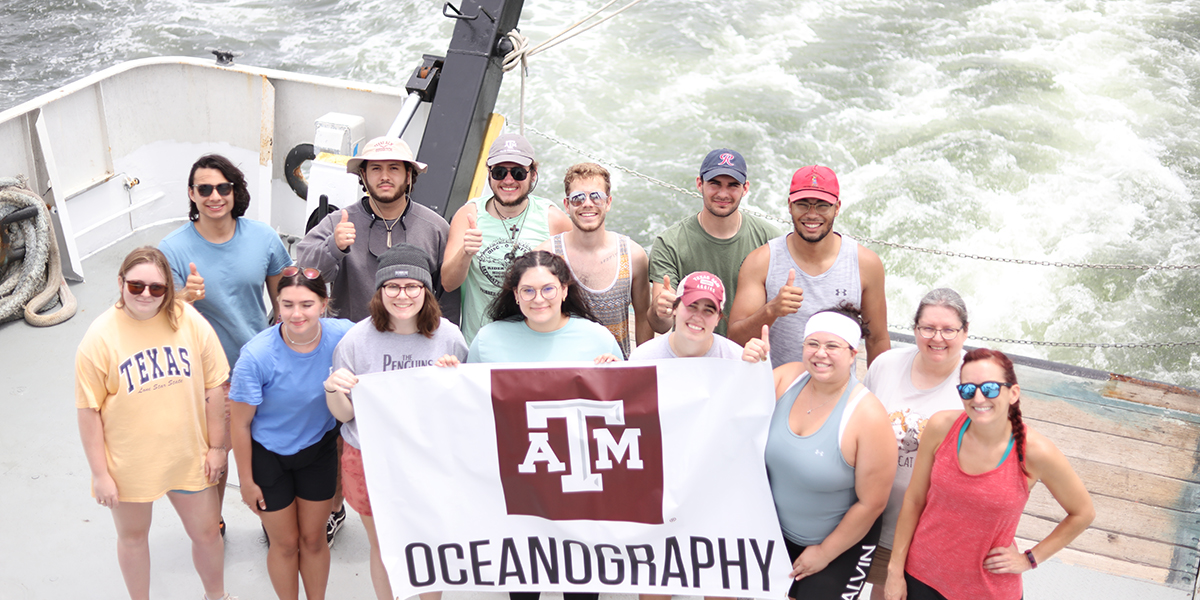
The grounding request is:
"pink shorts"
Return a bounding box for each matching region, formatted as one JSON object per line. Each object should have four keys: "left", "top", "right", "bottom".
{"left": 341, "top": 443, "right": 372, "bottom": 517}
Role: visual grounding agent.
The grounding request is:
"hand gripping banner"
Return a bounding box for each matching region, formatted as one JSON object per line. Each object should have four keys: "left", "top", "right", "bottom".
{"left": 353, "top": 358, "right": 791, "bottom": 599}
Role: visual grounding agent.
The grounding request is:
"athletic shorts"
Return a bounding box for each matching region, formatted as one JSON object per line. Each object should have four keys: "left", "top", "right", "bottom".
{"left": 251, "top": 426, "right": 339, "bottom": 512}
{"left": 866, "top": 544, "right": 891, "bottom": 585}
{"left": 784, "top": 517, "right": 882, "bottom": 600}
{"left": 341, "top": 442, "right": 372, "bottom": 517}
{"left": 904, "top": 572, "right": 1022, "bottom": 600}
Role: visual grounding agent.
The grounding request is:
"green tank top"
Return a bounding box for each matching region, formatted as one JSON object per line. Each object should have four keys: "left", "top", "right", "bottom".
{"left": 460, "top": 194, "right": 556, "bottom": 343}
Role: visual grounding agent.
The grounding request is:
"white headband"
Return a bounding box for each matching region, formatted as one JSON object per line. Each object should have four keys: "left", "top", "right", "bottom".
{"left": 804, "top": 312, "right": 862, "bottom": 348}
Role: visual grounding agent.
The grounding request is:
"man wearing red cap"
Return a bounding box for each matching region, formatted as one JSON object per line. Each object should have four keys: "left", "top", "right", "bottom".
{"left": 728, "top": 165, "right": 889, "bottom": 367}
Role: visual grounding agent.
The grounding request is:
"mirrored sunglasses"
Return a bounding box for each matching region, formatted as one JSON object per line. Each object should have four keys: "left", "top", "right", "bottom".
{"left": 956, "top": 381, "right": 1013, "bottom": 400}
{"left": 567, "top": 191, "right": 608, "bottom": 207}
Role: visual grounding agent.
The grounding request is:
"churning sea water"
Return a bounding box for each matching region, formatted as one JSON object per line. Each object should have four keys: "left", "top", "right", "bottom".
{"left": 2, "top": 0, "right": 1197, "bottom": 385}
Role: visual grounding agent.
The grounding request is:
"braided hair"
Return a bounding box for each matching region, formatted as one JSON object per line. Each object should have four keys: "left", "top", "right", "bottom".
{"left": 962, "top": 348, "right": 1027, "bottom": 476}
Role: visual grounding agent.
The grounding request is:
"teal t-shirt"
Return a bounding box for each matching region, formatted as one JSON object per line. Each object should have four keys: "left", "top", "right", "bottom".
{"left": 648, "top": 211, "right": 779, "bottom": 336}
{"left": 460, "top": 195, "right": 557, "bottom": 344}
{"left": 467, "top": 317, "right": 624, "bottom": 364}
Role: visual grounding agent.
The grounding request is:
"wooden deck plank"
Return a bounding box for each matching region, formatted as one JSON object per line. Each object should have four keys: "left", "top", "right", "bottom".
{"left": 1032, "top": 420, "right": 1200, "bottom": 481}
{"left": 1017, "top": 514, "right": 1200, "bottom": 576}
{"left": 1015, "top": 365, "right": 1200, "bottom": 422}
{"left": 1063, "top": 456, "right": 1200, "bottom": 512}
{"left": 1021, "top": 393, "right": 1200, "bottom": 453}
{"left": 1024, "top": 484, "right": 1200, "bottom": 548}
{"left": 1014, "top": 536, "right": 1185, "bottom": 589}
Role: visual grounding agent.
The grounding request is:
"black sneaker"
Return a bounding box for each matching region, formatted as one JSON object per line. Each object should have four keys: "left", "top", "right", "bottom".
{"left": 326, "top": 505, "right": 346, "bottom": 548}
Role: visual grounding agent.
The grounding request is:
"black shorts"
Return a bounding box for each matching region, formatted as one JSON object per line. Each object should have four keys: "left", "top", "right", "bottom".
{"left": 784, "top": 517, "right": 882, "bottom": 600}
{"left": 251, "top": 426, "right": 339, "bottom": 511}
{"left": 904, "top": 572, "right": 1022, "bottom": 600}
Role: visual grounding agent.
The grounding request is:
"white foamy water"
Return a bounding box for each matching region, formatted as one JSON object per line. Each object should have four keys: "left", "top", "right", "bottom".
{"left": 3, "top": 0, "right": 1197, "bottom": 385}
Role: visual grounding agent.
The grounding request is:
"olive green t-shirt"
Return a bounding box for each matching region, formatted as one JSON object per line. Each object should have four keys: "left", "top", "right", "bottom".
{"left": 648, "top": 211, "right": 780, "bottom": 336}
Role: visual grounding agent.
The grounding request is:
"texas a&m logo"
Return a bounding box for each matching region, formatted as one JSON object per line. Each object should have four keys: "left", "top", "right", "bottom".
{"left": 492, "top": 366, "right": 663, "bottom": 524}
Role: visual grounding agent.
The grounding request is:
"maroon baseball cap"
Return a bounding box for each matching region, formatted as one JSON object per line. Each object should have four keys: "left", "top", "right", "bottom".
{"left": 678, "top": 271, "right": 726, "bottom": 310}
{"left": 789, "top": 165, "right": 839, "bottom": 204}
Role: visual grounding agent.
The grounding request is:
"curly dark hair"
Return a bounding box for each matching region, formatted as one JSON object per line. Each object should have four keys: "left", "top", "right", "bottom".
{"left": 187, "top": 154, "right": 251, "bottom": 222}
{"left": 811, "top": 301, "right": 871, "bottom": 342}
{"left": 486, "top": 250, "right": 599, "bottom": 324}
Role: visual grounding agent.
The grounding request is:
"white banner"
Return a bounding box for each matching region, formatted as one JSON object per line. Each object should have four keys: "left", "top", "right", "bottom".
{"left": 354, "top": 358, "right": 792, "bottom": 599}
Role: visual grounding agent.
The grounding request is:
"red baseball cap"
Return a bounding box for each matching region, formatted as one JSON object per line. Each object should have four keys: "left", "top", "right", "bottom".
{"left": 789, "top": 165, "right": 839, "bottom": 204}
{"left": 678, "top": 271, "right": 726, "bottom": 310}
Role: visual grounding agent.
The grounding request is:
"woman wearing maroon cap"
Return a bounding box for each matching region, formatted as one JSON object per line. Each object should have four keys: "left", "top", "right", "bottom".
{"left": 630, "top": 271, "right": 745, "bottom": 360}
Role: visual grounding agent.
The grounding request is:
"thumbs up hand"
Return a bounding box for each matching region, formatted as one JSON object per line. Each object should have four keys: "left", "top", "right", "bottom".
{"left": 768, "top": 268, "right": 803, "bottom": 318}
{"left": 334, "top": 210, "right": 356, "bottom": 251}
{"left": 462, "top": 212, "right": 483, "bottom": 256}
{"left": 742, "top": 324, "right": 771, "bottom": 364}
{"left": 184, "top": 262, "right": 206, "bottom": 303}
{"left": 654, "top": 275, "right": 677, "bottom": 321}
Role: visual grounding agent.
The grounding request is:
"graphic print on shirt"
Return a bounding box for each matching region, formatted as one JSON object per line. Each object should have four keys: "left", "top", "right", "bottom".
{"left": 492, "top": 365, "right": 664, "bottom": 524}
{"left": 479, "top": 238, "right": 534, "bottom": 292}
{"left": 889, "top": 409, "right": 929, "bottom": 467}
{"left": 119, "top": 346, "right": 192, "bottom": 393}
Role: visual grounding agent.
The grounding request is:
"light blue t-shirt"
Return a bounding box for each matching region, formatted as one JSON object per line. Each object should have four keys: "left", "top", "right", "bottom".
{"left": 159, "top": 218, "right": 292, "bottom": 368}
{"left": 229, "top": 318, "right": 354, "bottom": 455}
{"left": 467, "top": 317, "right": 624, "bottom": 364}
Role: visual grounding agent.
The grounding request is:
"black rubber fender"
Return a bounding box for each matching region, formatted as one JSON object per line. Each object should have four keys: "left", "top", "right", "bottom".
{"left": 284, "top": 143, "right": 316, "bottom": 200}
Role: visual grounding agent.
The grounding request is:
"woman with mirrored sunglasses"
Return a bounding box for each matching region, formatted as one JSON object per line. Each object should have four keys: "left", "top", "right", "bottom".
{"left": 322, "top": 244, "right": 467, "bottom": 600}
{"left": 764, "top": 303, "right": 897, "bottom": 600}
{"left": 884, "top": 349, "right": 1094, "bottom": 600}
{"left": 75, "top": 246, "right": 238, "bottom": 600}
{"left": 860, "top": 288, "right": 971, "bottom": 599}
{"left": 229, "top": 267, "right": 355, "bottom": 600}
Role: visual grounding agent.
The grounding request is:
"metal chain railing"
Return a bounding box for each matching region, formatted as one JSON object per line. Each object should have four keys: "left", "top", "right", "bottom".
{"left": 887, "top": 325, "right": 1200, "bottom": 349}
{"left": 530, "top": 127, "right": 1200, "bottom": 272}
{"left": 529, "top": 128, "right": 1200, "bottom": 350}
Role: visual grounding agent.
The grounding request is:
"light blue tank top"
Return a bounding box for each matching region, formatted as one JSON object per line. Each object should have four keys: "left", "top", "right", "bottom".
{"left": 765, "top": 372, "right": 864, "bottom": 545}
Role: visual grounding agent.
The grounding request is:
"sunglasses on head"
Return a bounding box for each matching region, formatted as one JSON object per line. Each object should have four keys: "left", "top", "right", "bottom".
{"left": 956, "top": 381, "right": 1013, "bottom": 400}
{"left": 190, "top": 182, "right": 233, "bottom": 197}
{"left": 281, "top": 266, "right": 321, "bottom": 280}
{"left": 567, "top": 191, "right": 608, "bottom": 207}
{"left": 489, "top": 165, "right": 529, "bottom": 181}
{"left": 125, "top": 280, "right": 168, "bottom": 297}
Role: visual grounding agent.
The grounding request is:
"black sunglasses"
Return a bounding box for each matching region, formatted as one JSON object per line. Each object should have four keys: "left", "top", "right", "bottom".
{"left": 190, "top": 182, "right": 234, "bottom": 197}
{"left": 125, "top": 280, "right": 168, "bottom": 298}
{"left": 956, "top": 381, "right": 1013, "bottom": 400}
{"left": 489, "top": 165, "right": 529, "bottom": 181}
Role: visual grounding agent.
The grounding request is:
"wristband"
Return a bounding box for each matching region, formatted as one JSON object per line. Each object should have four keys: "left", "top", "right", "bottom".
{"left": 209, "top": 445, "right": 227, "bottom": 452}
{"left": 1024, "top": 549, "right": 1038, "bottom": 569}
{"left": 324, "top": 386, "right": 337, "bottom": 393}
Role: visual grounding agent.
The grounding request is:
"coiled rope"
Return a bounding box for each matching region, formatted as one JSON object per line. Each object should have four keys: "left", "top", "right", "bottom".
{"left": 524, "top": 126, "right": 1198, "bottom": 350}
{"left": 501, "top": 0, "right": 646, "bottom": 135}
{"left": 0, "top": 177, "right": 77, "bottom": 326}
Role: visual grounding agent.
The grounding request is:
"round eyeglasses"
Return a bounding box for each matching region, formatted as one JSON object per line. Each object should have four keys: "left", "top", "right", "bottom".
{"left": 518, "top": 284, "right": 560, "bottom": 302}
{"left": 383, "top": 283, "right": 424, "bottom": 298}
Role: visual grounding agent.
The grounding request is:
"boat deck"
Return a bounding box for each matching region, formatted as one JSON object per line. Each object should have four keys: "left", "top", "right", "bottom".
{"left": 1, "top": 222, "right": 1196, "bottom": 599}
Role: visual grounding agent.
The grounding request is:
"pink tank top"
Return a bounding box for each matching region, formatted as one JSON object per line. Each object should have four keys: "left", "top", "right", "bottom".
{"left": 906, "top": 412, "right": 1029, "bottom": 600}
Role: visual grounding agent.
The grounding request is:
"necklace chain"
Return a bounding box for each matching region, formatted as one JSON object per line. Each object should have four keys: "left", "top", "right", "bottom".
{"left": 806, "top": 379, "right": 850, "bottom": 414}
{"left": 283, "top": 321, "right": 321, "bottom": 346}
{"left": 371, "top": 196, "right": 403, "bottom": 247}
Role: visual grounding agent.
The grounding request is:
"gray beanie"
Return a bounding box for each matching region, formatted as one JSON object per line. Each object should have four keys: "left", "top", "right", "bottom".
{"left": 375, "top": 243, "right": 435, "bottom": 291}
